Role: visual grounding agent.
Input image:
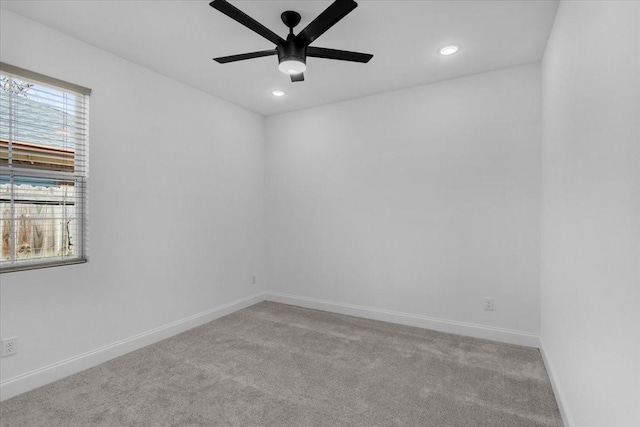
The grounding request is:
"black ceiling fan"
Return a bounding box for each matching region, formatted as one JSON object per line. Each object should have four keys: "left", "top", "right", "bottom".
{"left": 210, "top": 0, "right": 373, "bottom": 82}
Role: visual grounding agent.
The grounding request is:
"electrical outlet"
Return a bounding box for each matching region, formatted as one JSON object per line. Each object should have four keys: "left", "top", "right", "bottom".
{"left": 484, "top": 297, "right": 495, "bottom": 311}
{"left": 1, "top": 337, "right": 18, "bottom": 357}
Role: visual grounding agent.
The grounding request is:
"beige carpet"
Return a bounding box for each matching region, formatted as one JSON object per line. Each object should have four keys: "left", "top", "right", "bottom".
{"left": 0, "top": 301, "right": 562, "bottom": 426}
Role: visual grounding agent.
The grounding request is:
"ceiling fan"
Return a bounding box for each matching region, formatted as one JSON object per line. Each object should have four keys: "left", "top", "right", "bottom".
{"left": 210, "top": 0, "right": 373, "bottom": 82}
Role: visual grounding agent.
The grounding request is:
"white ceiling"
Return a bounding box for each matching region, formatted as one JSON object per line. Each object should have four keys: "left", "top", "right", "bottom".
{"left": 1, "top": 0, "right": 559, "bottom": 116}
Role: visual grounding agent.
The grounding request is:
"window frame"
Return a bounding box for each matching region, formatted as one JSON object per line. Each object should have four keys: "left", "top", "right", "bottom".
{"left": 0, "top": 63, "right": 91, "bottom": 273}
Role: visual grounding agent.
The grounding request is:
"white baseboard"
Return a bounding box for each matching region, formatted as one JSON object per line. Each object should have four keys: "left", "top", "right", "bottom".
{"left": 539, "top": 338, "right": 573, "bottom": 427}
{"left": 0, "top": 291, "right": 266, "bottom": 401}
{"left": 265, "top": 292, "right": 540, "bottom": 348}
{"left": 1, "top": 291, "right": 542, "bottom": 402}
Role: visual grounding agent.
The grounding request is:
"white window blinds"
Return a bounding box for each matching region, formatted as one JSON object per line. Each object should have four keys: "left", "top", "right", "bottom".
{"left": 0, "top": 63, "right": 91, "bottom": 272}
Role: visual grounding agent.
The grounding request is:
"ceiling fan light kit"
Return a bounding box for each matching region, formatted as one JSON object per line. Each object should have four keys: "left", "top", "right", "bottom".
{"left": 210, "top": 0, "right": 373, "bottom": 83}
{"left": 278, "top": 59, "right": 306, "bottom": 75}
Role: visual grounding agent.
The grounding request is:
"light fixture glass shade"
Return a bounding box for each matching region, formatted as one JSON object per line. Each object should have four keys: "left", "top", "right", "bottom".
{"left": 278, "top": 59, "right": 307, "bottom": 75}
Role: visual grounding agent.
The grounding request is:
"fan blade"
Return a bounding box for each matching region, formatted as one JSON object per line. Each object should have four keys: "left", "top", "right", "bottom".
{"left": 210, "top": 0, "right": 284, "bottom": 46}
{"left": 307, "top": 47, "right": 372, "bottom": 63}
{"left": 290, "top": 73, "right": 305, "bottom": 82}
{"left": 214, "top": 49, "right": 277, "bottom": 64}
{"left": 294, "top": 0, "right": 357, "bottom": 46}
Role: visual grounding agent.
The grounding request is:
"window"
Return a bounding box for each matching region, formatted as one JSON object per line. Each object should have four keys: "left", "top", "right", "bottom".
{"left": 0, "top": 63, "right": 90, "bottom": 272}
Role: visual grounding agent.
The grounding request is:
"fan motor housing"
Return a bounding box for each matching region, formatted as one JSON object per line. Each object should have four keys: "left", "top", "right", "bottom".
{"left": 277, "top": 42, "right": 307, "bottom": 66}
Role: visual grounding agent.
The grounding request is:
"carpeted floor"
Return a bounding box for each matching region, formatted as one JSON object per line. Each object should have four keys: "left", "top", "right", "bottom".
{"left": 0, "top": 301, "right": 562, "bottom": 426}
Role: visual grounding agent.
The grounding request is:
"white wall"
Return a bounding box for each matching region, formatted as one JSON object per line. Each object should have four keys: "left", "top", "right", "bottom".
{"left": 266, "top": 64, "right": 542, "bottom": 341}
{"left": 0, "top": 9, "right": 266, "bottom": 395}
{"left": 540, "top": 1, "right": 640, "bottom": 426}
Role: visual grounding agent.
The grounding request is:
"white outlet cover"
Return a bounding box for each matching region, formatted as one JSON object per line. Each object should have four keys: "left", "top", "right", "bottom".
{"left": 484, "top": 298, "right": 495, "bottom": 311}
{"left": 1, "top": 337, "right": 18, "bottom": 357}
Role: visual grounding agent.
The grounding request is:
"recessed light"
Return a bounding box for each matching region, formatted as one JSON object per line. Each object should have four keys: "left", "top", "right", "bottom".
{"left": 271, "top": 90, "right": 286, "bottom": 97}
{"left": 439, "top": 45, "right": 460, "bottom": 56}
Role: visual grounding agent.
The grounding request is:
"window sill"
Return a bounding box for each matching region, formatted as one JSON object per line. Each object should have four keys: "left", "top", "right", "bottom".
{"left": 0, "top": 258, "right": 87, "bottom": 274}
